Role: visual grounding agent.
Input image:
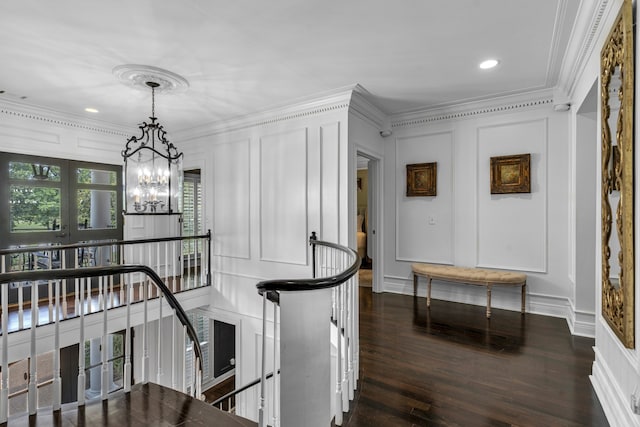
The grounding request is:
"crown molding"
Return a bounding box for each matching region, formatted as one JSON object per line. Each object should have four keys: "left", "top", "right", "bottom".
{"left": 348, "top": 84, "right": 388, "bottom": 129}
{"left": 390, "top": 89, "right": 554, "bottom": 129}
{"left": 556, "top": 0, "right": 616, "bottom": 100}
{"left": 177, "top": 85, "right": 356, "bottom": 141}
{"left": 0, "top": 98, "right": 133, "bottom": 137}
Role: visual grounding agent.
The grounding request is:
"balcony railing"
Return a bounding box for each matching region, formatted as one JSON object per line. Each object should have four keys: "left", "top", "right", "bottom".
{"left": 0, "top": 232, "right": 211, "bottom": 332}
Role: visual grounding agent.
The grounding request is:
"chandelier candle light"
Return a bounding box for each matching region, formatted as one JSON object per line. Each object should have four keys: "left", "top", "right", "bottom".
{"left": 122, "top": 81, "right": 183, "bottom": 214}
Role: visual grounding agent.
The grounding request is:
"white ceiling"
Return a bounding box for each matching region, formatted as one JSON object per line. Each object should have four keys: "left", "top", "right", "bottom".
{"left": 0, "top": 1, "right": 580, "bottom": 133}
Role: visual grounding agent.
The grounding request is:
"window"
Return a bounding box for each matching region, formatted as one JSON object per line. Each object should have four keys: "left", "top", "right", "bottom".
{"left": 0, "top": 152, "right": 123, "bottom": 270}
{"left": 84, "top": 331, "right": 126, "bottom": 397}
{"left": 182, "top": 171, "right": 203, "bottom": 263}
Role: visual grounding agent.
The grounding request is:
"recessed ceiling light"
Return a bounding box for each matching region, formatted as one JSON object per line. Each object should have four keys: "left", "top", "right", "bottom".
{"left": 479, "top": 59, "right": 499, "bottom": 69}
{"left": 85, "top": 107, "right": 99, "bottom": 113}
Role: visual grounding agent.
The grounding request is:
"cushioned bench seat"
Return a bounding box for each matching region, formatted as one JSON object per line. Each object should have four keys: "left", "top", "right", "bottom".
{"left": 411, "top": 263, "right": 527, "bottom": 318}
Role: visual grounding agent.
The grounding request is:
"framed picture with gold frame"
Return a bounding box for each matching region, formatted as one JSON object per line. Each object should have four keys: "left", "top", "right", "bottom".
{"left": 490, "top": 153, "right": 531, "bottom": 194}
{"left": 600, "top": 0, "right": 634, "bottom": 349}
{"left": 406, "top": 162, "right": 437, "bottom": 197}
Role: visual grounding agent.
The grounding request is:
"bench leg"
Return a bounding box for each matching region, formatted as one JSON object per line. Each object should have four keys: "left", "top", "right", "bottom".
{"left": 413, "top": 273, "right": 418, "bottom": 296}
{"left": 521, "top": 282, "right": 526, "bottom": 314}
{"left": 427, "top": 277, "right": 432, "bottom": 308}
{"left": 486, "top": 284, "right": 492, "bottom": 318}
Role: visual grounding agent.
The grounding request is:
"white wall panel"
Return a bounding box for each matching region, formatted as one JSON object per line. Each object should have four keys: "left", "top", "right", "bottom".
{"left": 0, "top": 124, "right": 59, "bottom": 146}
{"left": 396, "top": 131, "right": 454, "bottom": 264}
{"left": 260, "top": 129, "right": 308, "bottom": 265}
{"left": 320, "top": 122, "right": 340, "bottom": 243}
{"left": 212, "top": 139, "right": 251, "bottom": 259}
{"left": 476, "top": 119, "right": 547, "bottom": 272}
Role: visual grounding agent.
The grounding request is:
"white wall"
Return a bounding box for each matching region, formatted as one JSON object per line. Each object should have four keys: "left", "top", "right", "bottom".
{"left": 385, "top": 94, "right": 573, "bottom": 319}
{"left": 177, "top": 90, "right": 353, "bottom": 420}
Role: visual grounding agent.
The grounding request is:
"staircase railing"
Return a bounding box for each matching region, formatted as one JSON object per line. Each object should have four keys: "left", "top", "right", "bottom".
{"left": 0, "top": 232, "right": 211, "bottom": 332}
{"left": 255, "top": 232, "right": 360, "bottom": 427}
{"left": 0, "top": 264, "right": 203, "bottom": 424}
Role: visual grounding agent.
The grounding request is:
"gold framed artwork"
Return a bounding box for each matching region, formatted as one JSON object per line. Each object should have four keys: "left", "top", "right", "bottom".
{"left": 406, "top": 162, "right": 437, "bottom": 197}
{"left": 490, "top": 153, "right": 531, "bottom": 194}
{"left": 600, "top": 0, "right": 634, "bottom": 348}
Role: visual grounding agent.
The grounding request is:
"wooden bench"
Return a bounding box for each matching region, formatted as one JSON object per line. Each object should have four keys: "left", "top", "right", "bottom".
{"left": 411, "top": 263, "right": 527, "bottom": 318}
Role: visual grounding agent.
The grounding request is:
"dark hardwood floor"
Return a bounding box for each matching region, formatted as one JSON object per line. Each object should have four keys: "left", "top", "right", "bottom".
{"left": 343, "top": 289, "right": 608, "bottom": 427}
{"left": 6, "top": 383, "right": 256, "bottom": 427}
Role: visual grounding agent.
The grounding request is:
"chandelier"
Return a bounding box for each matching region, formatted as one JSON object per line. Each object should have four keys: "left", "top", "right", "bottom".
{"left": 122, "top": 81, "right": 183, "bottom": 214}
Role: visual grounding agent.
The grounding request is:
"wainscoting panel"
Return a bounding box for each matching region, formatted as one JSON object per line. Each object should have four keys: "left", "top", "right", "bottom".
{"left": 212, "top": 139, "right": 251, "bottom": 259}
{"left": 320, "top": 122, "right": 340, "bottom": 243}
{"left": 476, "top": 119, "right": 547, "bottom": 272}
{"left": 77, "top": 137, "right": 121, "bottom": 152}
{"left": 260, "top": 128, "right": 308, "bottom": 265}
{"left": 396, "top": 131, "right": 454, "bottom": 264}
{"left": 0, "top": 123, "right": 60, "bottom": 146}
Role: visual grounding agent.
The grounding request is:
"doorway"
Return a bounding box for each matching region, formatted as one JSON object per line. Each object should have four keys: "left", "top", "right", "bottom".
{"left": 355, "top": 151, "right": 381, "bottom": 292}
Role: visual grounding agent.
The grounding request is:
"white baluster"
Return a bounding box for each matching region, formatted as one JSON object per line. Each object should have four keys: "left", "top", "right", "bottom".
{"left": 142, "top": 276, "right": 149, "bottom": 384}
{"left": 172, "top": 241, "right": 177, "bottom": 293}
{"left": 164, "top": 241, "right": 168, "bottom": 290}
{"left": 272, "top": 303, "right": 280, "bottom": 427}
{"left": 47, "top": 250, "right": 53, "bottom": 323}
{"left": 155, "top": 242, "right": 160, "bottom": 297}
{"left": 52, "top": 280, "right": 61, "bottom": 411}
{"left": 18, "top": 282, "right": 24, "bottom": 330}
{"left": 341, "top": 284, "right": 348, "bottom": 411}
{"left": 98, "top": 268, "right": 103, "bottom": 311}
{"left": 139, "top": 245, "right": 144, "bottom": 302}
{"left": 187, "top": 239, "right": 191, "bottom": 290}
{"left": 335, "top": 271, "right": 343, "bottom": 426}
{"left": 258, "top": 292, "right": 268, "bottom": 427}
{"left": 109, "top": 272, "right": 114, "bottom": 309}
{"left": 1, "top": 284, "right": 9, "bottom": 423}
{"left": 78, "top": 277, "right": 86, "bottom": 406}
{"left": 61, "top": 252, "right": 67, "bottom": 319}
{"left": 157, "top": 294, "right": 163, "bottom": 385}
{"left": 84, "top": 278, "right": 93, "bottom": 314}
{"left": 101, "top": 276, "right": 109, "bottom": 400}
{"left": 195, "top": 240, "right": 200, "bottom": 287}
{"left": 124, "top": 273, "right": 132, "bottom": 393}
{"left": 119, "top": 246, "right": 125, "bottom": 305}
{"left": 171, "top": 313, "right": 177, "bottom": 390}
{"left": 28, "top": 280, "right": 38, "bottom": 415}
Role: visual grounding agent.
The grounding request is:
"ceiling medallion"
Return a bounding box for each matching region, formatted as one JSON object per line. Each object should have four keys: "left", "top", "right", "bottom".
{"left": 112, "top": 64, "right": 189, "bottom": 94}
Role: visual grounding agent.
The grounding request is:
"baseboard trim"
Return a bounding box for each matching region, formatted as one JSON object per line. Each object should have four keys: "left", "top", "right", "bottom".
{"left": 591, "top": 347, "right": 638, "bottom": 427}
{"left": 384, "top": 277, "right": 595, "bottom": 336}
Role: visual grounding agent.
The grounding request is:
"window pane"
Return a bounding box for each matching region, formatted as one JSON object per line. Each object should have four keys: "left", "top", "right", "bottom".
{"left": 77, "top": 190, "right": 117, "bottom": 230}
{"left": 9, "top": 161, "right": 60, "bottom": 182}
{"left": 77, "top": 168, "right": 117, "bottom": 185}
{"left": 10, "top": 186, "right": 61, "bottom": 233}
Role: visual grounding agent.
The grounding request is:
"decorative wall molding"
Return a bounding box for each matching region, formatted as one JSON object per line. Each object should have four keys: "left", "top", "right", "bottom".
{"left": 395, "top": 131, "right": 455, "bottom": 265}
{"left": 0, "top": 99, "right": 132, "bottom": 137}
{"left": 259, "top": 128, "right": 309, "bottom": 265}
{"left": 77, "top": 137, "right": 121, "bottom": 152}
{"left": 475, "top": 118, "right": 549, "bottom": 274}
{"left": 212, "top": 139, "right": 251, "bottom": 260}
{"left": 0, "top": 124, "right": 60, "bottom": 145}
{"left": 390, "top": 90, "right": 554, "bottom": 129}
